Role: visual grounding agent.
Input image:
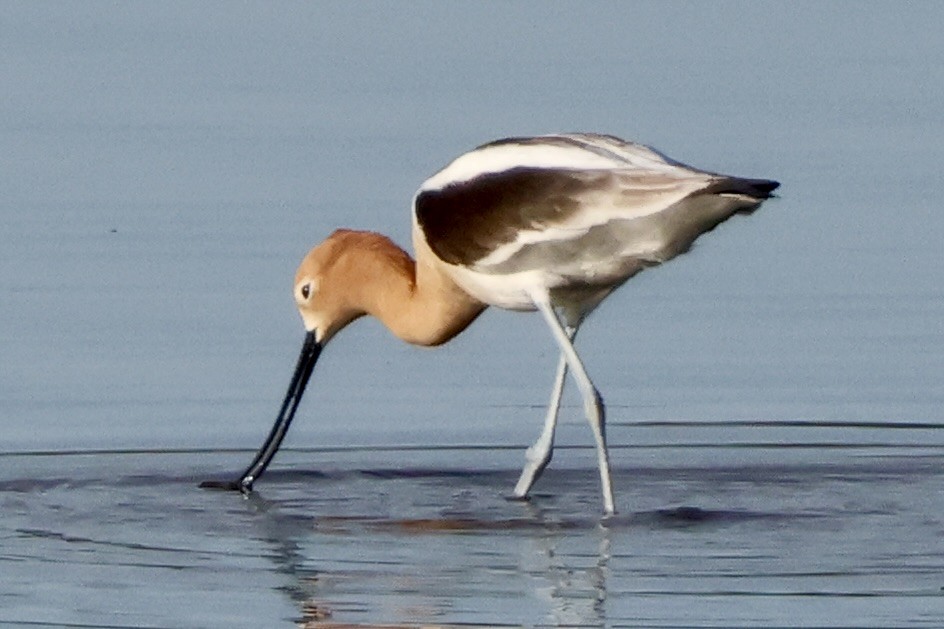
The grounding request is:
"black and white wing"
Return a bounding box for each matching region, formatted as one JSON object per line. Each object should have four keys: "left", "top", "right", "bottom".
{"left": 414, "top": 133, "right": 778, "bottom": 284}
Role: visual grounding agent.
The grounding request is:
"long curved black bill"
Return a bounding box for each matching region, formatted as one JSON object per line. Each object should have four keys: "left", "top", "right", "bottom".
{"left": 200, "top": 331, "right": 322, "bottom": 493}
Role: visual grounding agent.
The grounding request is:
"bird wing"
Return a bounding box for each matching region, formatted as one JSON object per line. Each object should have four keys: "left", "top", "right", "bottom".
{"left": 414, "top": 134, "right": 777, "bottom": 282}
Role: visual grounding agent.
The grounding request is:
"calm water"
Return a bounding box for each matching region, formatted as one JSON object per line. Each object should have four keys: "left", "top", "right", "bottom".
{"left": 2, "top": 2, "right": 944, "bottom": 627}
{"left": 3, "top": 442, "right": 944, "bottom": 627}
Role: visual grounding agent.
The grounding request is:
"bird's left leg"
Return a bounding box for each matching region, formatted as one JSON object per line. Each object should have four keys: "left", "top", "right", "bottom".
{"left": 530, "top": 294, "right": 616, "bottom": 515}
{"left": 512, "top": 324, "right": 578, "bottom": 500}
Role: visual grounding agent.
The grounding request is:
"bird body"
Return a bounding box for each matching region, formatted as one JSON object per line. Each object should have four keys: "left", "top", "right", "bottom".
{"left": 413, "top": 134, "right": 776, "bottom": 325}
{"left": 204, "top": 133, "right": 778, "bottom": 516}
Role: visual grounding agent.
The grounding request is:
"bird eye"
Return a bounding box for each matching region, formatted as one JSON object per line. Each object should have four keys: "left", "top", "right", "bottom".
{"left": 301, "top": 283, "right": 311, "bottom": 299}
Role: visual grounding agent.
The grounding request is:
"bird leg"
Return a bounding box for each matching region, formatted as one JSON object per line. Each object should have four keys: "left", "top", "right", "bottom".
{"left": 512, "top": 325, "right": 577, "bottom": 500}
{"left": 531, "top": 295, "right": 616, "bottom": 515}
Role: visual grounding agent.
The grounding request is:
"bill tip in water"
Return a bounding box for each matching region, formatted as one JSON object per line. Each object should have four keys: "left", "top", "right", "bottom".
{"left": 199, "top": 478, "right": 250, "bottom": 492}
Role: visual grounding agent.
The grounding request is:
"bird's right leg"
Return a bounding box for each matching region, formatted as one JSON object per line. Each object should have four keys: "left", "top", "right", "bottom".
{"left": 530, "top": 294, "right": 616, "bottom": 515}
{"left": 512, "top": 325, "right": 577, "bottom": 499}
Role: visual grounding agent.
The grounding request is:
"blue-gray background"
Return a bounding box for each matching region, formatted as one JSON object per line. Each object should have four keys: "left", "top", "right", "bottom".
{"left": 3, "top": 2, "right": 942, "bottom": 452}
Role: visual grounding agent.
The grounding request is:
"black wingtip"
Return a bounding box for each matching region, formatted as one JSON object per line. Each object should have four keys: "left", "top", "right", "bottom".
{"left": 750, "top": 178, "right": 780, "bottom": 197}
{"left": 706, "top": 177, "right": 780, "bottom": 199}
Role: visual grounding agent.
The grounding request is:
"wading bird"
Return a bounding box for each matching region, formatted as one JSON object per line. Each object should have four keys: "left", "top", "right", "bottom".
{"left": 202, "top": 133, "right": 779, "bottom": 515}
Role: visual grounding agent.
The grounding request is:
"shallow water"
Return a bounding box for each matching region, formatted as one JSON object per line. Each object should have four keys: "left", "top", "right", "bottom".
{"left": 3, "top": 2, "right": 944, "bottom": 627}
{"left": 3, "top": 437, "right": 944, "bottom": 627}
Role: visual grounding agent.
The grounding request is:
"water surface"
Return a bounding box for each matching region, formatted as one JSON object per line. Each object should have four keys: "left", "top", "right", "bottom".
{"left": 3, "top": 439, "right": 944, "bottom": 627}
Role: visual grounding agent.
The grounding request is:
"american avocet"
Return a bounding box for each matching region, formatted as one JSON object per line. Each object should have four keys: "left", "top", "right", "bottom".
{"left": 202, "top": 133, "right": 779, "bottom": 515}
